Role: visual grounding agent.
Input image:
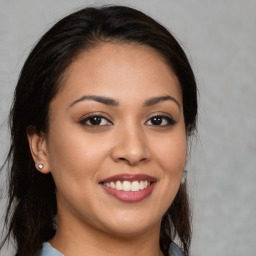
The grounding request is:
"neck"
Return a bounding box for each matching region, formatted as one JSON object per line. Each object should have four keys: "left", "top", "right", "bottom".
{"left": 50, "top": 212, "right": 164, "bottom": 256}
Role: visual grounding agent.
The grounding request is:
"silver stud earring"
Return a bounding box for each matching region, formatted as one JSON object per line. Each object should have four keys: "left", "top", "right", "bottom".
{"left": 181, "top": 170, "right": 188, "bottom": 184}
{"left": 38, "top": 164, "right": 44, "bottom": 170}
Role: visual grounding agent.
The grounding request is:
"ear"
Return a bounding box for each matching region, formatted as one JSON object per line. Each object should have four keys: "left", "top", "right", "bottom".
{"left": 27, "top": 126, "right": 50, "bottom": 174}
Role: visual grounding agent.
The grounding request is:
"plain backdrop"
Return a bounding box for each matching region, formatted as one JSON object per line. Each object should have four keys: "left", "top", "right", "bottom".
{"left": 0, "top": 0, "right": 255, "bottom": 255}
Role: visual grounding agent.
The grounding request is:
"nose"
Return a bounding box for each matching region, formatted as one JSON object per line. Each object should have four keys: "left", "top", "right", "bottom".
{"left": 110, "top": 124, "right": 150, "bottom": 166}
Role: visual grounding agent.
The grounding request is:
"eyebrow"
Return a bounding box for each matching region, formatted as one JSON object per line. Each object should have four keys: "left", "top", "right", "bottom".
{"left": 69, "top": 95, "right": 119, "bottom": 107}
{"left": 143, "top": 95, "right": 181, "bottom": 109}
{"left": 69, "top": 94, "right": 180, "bottom": 109}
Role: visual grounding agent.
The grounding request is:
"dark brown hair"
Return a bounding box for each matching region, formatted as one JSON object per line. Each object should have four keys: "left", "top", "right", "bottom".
{"left": 0, "top": 5, "right": 197, "bottom": 256}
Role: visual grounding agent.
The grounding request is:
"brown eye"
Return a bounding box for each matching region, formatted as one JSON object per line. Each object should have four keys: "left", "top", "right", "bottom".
{"left": 80, "top": 115, "right": 112, "bottom": 126}
{"left": 89, "top": 116, "right": 102, "bottom": 125}
{"left": 146, "top": 115, "right": 176, "bottom": 126}
{"left": 151, "top": 116, "right": 163, "bottom": 125}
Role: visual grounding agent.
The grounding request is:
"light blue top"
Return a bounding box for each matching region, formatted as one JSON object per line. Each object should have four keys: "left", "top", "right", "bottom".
{"left": 38, "top": 243, "right": 63, "bottom": 256}
{"left": 169, "top": 242, "right": 186, "bottom": 256}
{"left": 38, "top": 242, "right": 185, "bottom": 256}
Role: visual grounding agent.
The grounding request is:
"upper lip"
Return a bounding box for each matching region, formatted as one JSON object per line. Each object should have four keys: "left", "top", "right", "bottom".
{"left": 100, "top": 173, "right": 157, "bottom": 183}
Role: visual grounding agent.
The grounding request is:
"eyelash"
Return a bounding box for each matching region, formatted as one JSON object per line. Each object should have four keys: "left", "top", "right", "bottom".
{"left": 79, "top": 115, "right": 112, "bottom": 126}
{"left": 145, "top": 115, "right": 176, "bottom": 126}
{"left": 79, "top": 114, "right": 176, "bottom": 127}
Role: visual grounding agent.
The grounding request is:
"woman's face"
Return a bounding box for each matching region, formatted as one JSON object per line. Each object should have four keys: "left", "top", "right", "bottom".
{"left": 43, "top": 43, "right": 187, "bottom": 237}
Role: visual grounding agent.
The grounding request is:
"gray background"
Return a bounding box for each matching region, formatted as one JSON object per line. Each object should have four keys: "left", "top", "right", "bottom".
{"left": 0, "top": 0, "right": 255, "bottom": 255}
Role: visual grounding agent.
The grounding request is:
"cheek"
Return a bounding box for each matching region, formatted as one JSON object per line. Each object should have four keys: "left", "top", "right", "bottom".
{"left": 45, "top": 123, "right": 106, "bottom": 188}
{"left": 45, "top": 126, "right": 111, "bottom": 215}
{"left": 45, "top": 124, "right": 122, "bottom": 208}
{"left": 150, "top": 130, "right": 187, "bottom": 175}
{"left": 145, "top": 129, "right": 187, "bottom": 219}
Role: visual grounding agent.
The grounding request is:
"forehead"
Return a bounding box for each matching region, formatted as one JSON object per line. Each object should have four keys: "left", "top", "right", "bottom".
{"left": 54, "top": 42, "right": 182, "bottom": 105}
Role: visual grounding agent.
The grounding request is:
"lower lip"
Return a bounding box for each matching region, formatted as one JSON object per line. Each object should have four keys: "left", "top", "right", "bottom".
{"left": 101, "top": 183, "right": 156, "bottom": 202}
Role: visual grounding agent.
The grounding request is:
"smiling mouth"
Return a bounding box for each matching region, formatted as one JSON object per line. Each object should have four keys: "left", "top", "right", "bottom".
{"left": 99, "top": 174, "right": 156, "bottom": 202}
{"left": 102, "top": 180, "right": 151, "bottom": 192}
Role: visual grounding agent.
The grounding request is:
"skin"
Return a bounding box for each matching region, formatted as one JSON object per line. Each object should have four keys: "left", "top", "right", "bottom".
{"left": 27, "top": 43, "right": 187, "bottom": 256}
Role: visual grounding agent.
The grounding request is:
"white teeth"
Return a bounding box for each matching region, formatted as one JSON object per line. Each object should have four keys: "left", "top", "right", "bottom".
{"left": 131, "top": 181, "right": 140, "bottom": 191}
{"left": 123, "top": 181, "right": 131, "bottom": 191}
{"left": 116, "top": 181, "right": 123, "bottom": 190}
{"left": 103, "top": 180, "right": 151, "bottom": 191}
{"left": 139, "top": 181, "right": 145, "bottom": 190}
{"left": 110, "top": 181, "right": 115, "bottom": 189}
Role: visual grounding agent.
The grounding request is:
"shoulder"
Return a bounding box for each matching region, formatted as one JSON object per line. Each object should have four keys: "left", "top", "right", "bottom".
{"left": 37, "top": 243, "right": 64, "bottom": 256}
{"left": 37, "top": 242, "right": 184, "bottom": 256}
{"left": 169, "top": 242, "right": 186, "bottom": 256}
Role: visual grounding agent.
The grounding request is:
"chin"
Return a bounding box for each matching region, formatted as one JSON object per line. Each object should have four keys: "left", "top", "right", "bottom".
{"left": 100, "top": 212, "right": 160, "bottom": 237}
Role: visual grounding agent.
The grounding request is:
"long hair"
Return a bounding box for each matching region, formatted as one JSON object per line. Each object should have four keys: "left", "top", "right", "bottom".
{"left": 0, "top": 6, "right": 197, "bottom": 256}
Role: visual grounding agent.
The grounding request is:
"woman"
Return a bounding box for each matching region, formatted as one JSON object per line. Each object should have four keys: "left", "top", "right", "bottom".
{"left": 0, "top": 5, "right": 197, "bottom": 256}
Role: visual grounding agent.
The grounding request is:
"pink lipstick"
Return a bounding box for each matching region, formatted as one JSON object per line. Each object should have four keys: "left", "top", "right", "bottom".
{"left": 99, "top": 174, "right": 156, "bottom": 202}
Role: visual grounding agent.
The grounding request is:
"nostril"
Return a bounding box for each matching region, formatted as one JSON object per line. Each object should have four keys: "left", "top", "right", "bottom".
{"left": 116, "top": 156, "right": 149, "bottom": 165}
{"left": 111, "top": 141, "right": 150, "bottom": 165}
